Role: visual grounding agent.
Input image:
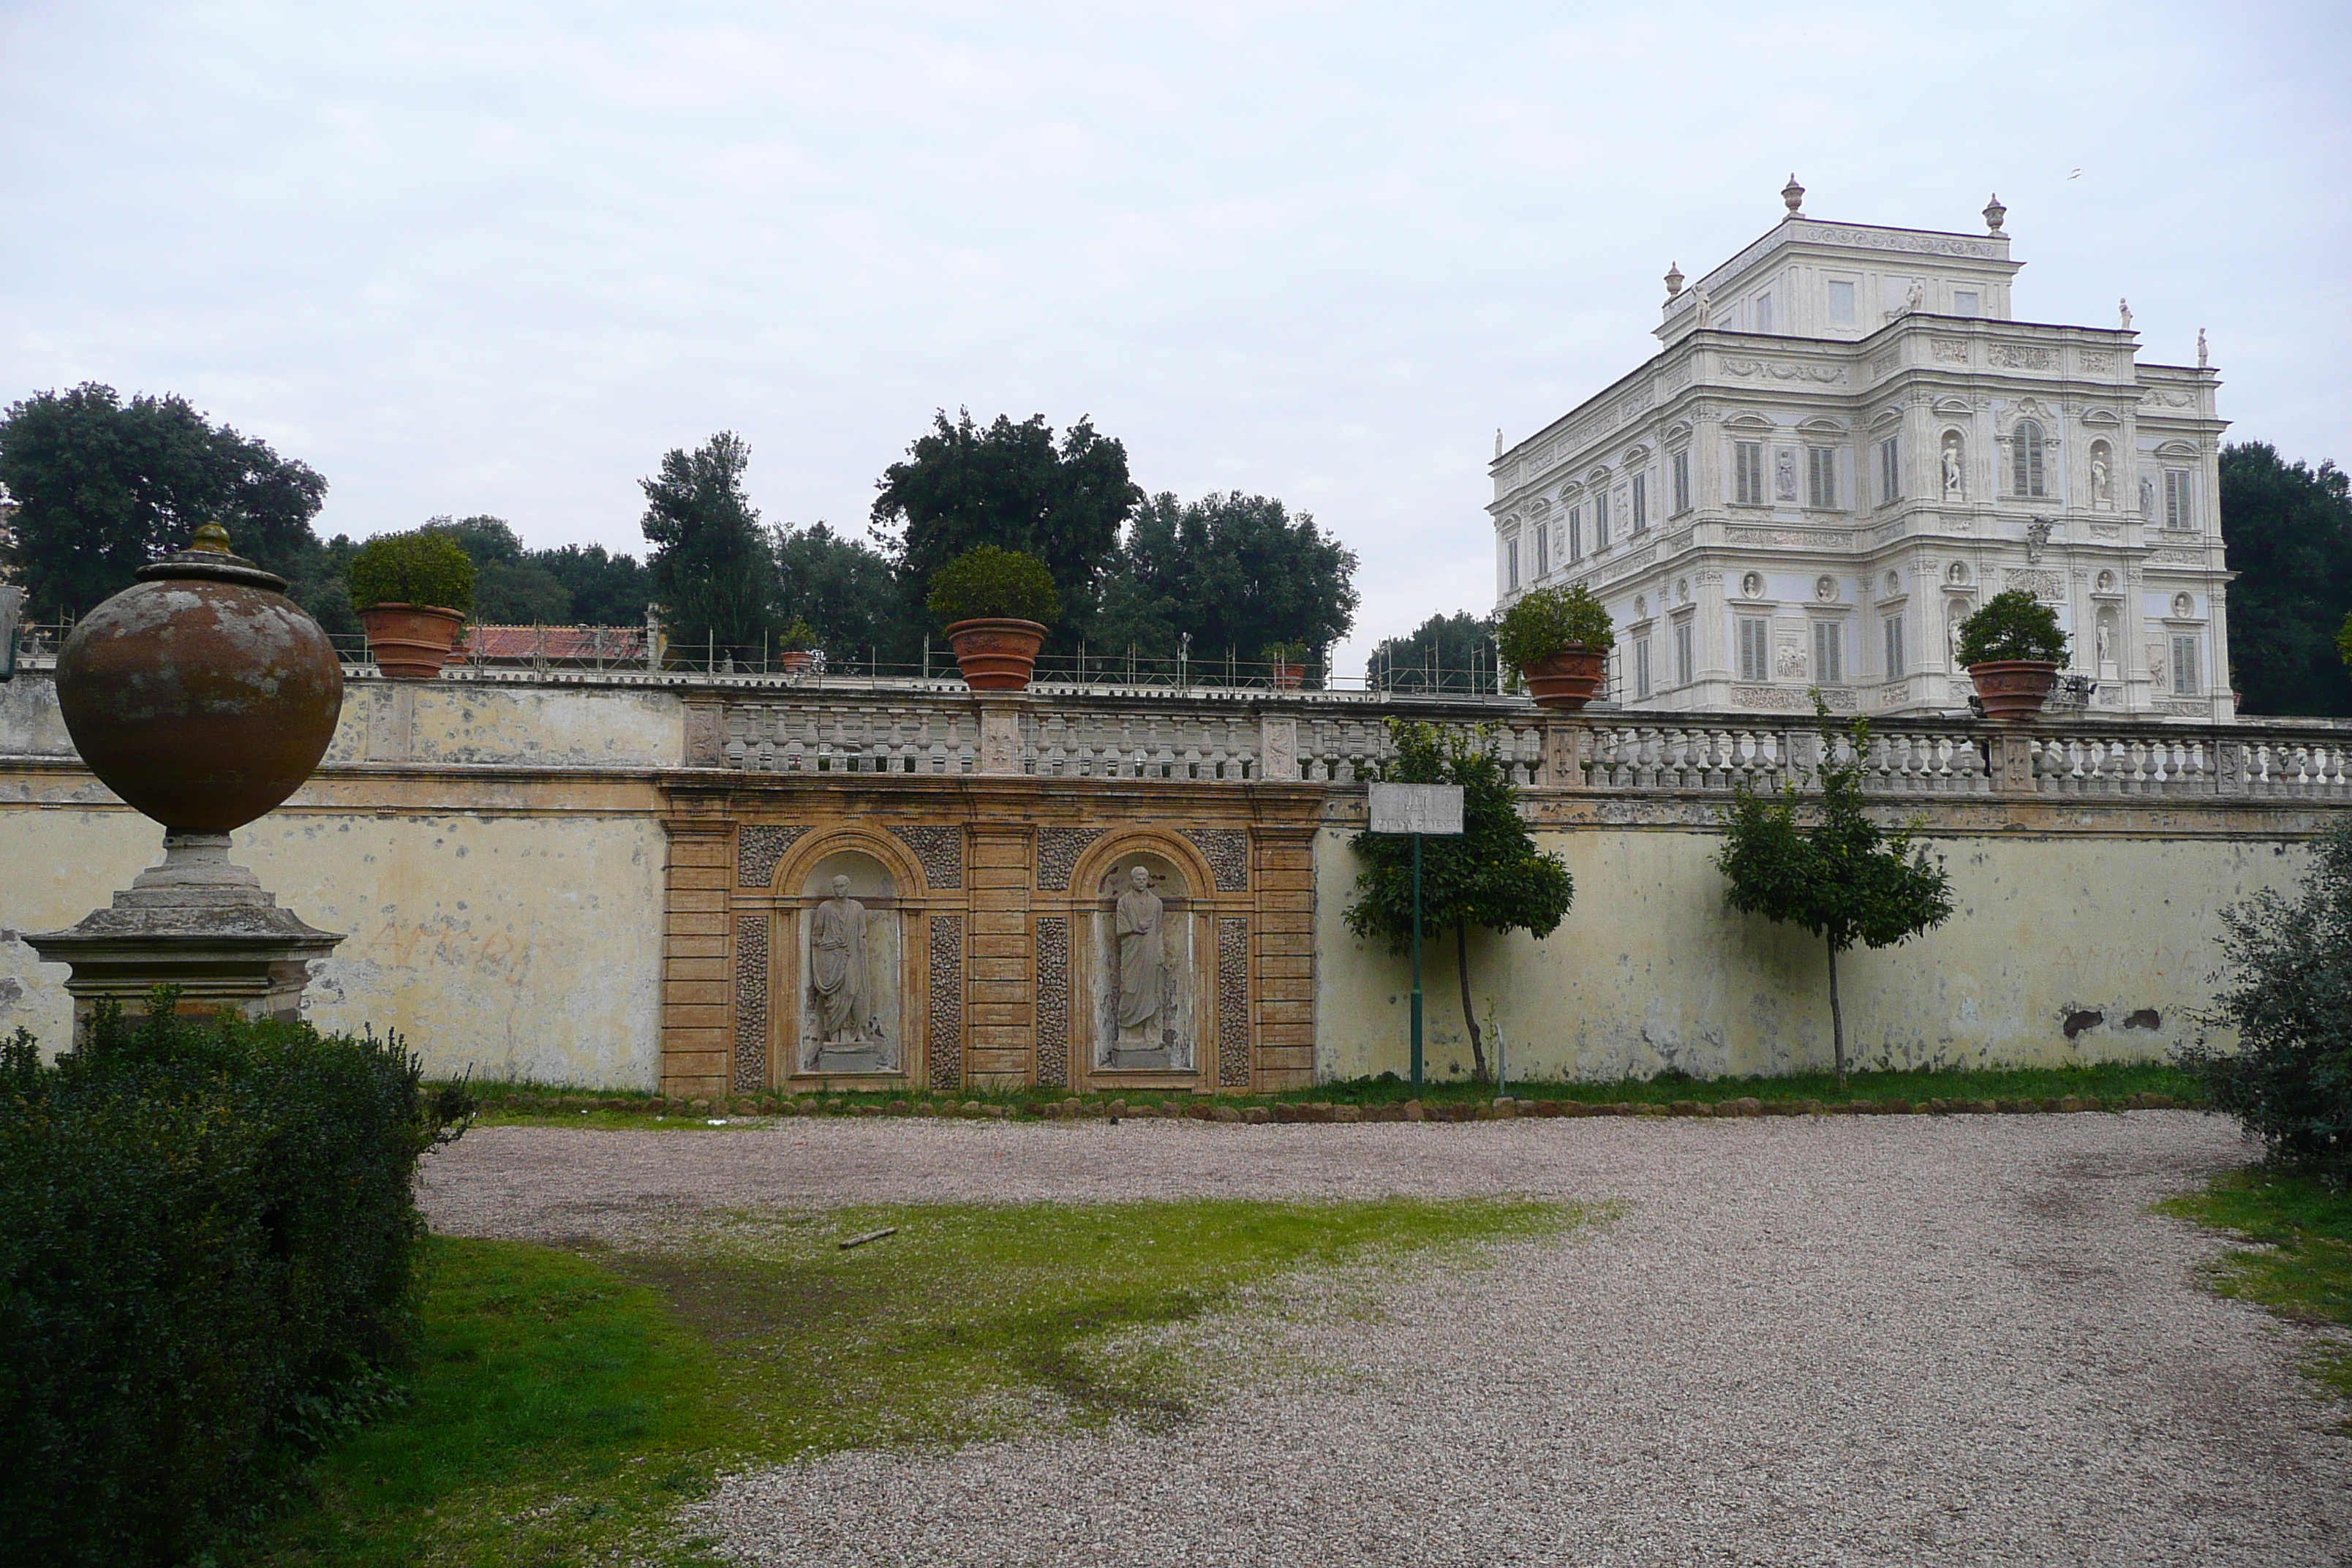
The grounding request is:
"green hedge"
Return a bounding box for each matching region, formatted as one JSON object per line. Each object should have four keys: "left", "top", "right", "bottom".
{"left": 347, "top": 529, "right": 478, "bottom": 614}
{"left": 0, "top": 999, "right": 472, "bottom": 1566}
{"left": 926, "top": 544, "right": 1060, "bottom": 627}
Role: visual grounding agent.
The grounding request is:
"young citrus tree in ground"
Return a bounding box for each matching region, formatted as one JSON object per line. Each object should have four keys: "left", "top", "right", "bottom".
{"left": 1717, "top": 704, "right": 1954, "bottom": 1089}
{"left": 1345, "top": 720, "right": 1574, "bottom": 1079}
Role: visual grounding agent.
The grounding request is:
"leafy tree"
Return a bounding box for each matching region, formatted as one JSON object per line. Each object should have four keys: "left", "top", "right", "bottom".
{"left": 1365, "top": 611, "right": 1496, "bottom": 693}
{"left": 772, "top": 521, "right": 899, "bottom": 660}
{"left": 640, "top": 431, "right": 778, "bottom": 658}
{"left": 1345, "top": 720, "right": 1575, "bottom": 1080}
{"left": 538, "top": 543, "right": 650, "bottom": 627}
{"left": 1716, "top": 704, "right": 1955, "bottom": 1089}
{"left": 2223, "top": 442, "right": 2352, "bottom": 716}
{"left": 0, "top": 382, "right": 327, "bottom": 621}
{"left": 422, "top": 515, "right": 570, "bottom": 624}
{"left": 871, "top": 409, "right": 1141, "bottom": 650}
{"left": 2178, "top": 821, "right": 2352, "bottom": 1171}
{"left": 1093, "top": 490, "right": 1360, "bottom": 666}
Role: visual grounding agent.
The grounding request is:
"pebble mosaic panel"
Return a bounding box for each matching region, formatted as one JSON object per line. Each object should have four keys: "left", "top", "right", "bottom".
{"left": 736, "top": 824, "right": 811, "bottom": 888}
{"left": 891, "top": 824, "right": 965, "bottom": 889}
{"left": 734, "top": 911, "right": 769, "bottom": 1092}
{"left": 1036, "top": 827, "right": 1107, "bottom": 891}
{"left": 1036, "top": 915, "right": 1071, "bottom": 1088}
{"left": 1182, "top": 827, "right": 1252, "bottom": 892}
{"left": 929, "top": 913, "right": 964, "bottom": 1091}
{"left": 1217, "top": 916, "right": 1250, "bottom": 1088}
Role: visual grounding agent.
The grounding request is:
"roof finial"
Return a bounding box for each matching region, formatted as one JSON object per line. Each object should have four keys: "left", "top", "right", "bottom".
{"left": 1782, "top": 173, "right": 1805, "bottom": 218}
{"left": 1982, "top": 192, "right": 2006, "bottom": 233}
{"left": 1663, "top": 260, "right": 1684, "bottom": 298}
{"left": 191, "top": 522, "right": 232, "bottom": 554}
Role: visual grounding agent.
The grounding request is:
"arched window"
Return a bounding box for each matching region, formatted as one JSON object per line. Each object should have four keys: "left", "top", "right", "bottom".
{"left": 2011, "top": 420, "right": 2046, "bottom": 497}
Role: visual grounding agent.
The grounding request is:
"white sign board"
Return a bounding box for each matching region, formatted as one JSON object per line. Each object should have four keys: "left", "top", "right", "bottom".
{"left": 1368, "top": 783, "right": 1464, "bottom": 836}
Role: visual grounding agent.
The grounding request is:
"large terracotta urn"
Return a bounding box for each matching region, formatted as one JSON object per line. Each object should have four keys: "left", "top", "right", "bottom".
{"left": 32, "top": 523, "right": 346, "bottom": 1034}
{"left": 1520, "top": 646, "right": 1608, "bottom": 711}
{"left": 945, "top": 617, "right": 1047, "bottom": 691}
{"left": 358, "top": 603, "right": 464, "bottom": 679}
{"left": 1967, "top": 659, "right": 2060, "bottom": 723}
{"left": 58, "top": 523, "right": 344, "bottom": 830}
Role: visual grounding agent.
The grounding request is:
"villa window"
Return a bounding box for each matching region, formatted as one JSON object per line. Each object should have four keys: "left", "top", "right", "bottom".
{"left": 1635, "top": 636, "right": 1653, "bottom": 699}
{"left": 1674, "top": 619, "right": 1694, "bottom": 687}
{"left": 1806, "top": 447, "right": 1837, "bottom": 510}
{"left": 1878, "top": 437, "right": 1900, "bottom": 505}
{"left": 1737, "top": 617, "right": 1770, "bottom": 682}
{"left": 1535, "top": 522, "right": 1550, "bottom": 578}
{"left": 2165, "top": 470, "right": 2194, "bottom": 530}
{"left": 2172, "top": 635, "right": 2201, "bottom": 695}
{"left": 1828, "top": 280, "right": 1857, "bottom": 326}
{"left": 1594, "top": 489, "right": 1610, "bottom": 549}
{"left": 1735, "top": 442, "right": 1765, "bottom": 505}
{"left": 2012, "top": 421, "right": 2046, "bottom": 497}
{"left": 1506, "top": 537, "right": 1519, "bottom": 592}
{"left": 1812, "top": 619, "right": 1843, "bottom": 685}
{"left": 1632, "top": 473, "right": 1648, "bottom": 532}
{"left": 1672, "top": 451, "right": 1691, "bottom": 516}
{"left": 1567, "top": 505, "right": 1583, "bottom": 561}
{"left": 1883, "top": 614, "right": 1905, "bottom": 678}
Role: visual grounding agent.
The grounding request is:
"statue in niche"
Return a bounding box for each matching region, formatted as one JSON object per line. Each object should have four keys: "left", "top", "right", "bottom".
{"left": 2139, "top": 475, "right": 2155, "bottom": 519}
{"left": 1942, "top": 440, "right": 1964, "bottom": 501}
{"left": 1774, "top": 448, "right": 1796, "bottom": 502}
{"left": 1905, "top": 279, "right": 1925, "bottom": 314}
{"left": 2092, "top": 454, "right": 2111, "bottom": 506}
{"left": 2095, "top": 617, "right": 2114, "bottom": 668}
{"left": 1115, "top": 866, "right": 1173, "bottom": 1049}
{"left": 809, "top": 875, "right": 872, "bottom": 1046}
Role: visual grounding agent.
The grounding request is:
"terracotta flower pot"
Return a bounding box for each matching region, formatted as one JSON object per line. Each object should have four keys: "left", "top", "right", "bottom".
{"left": 1520, "top": 645, "right": 1609, "bottom": 711}
{"left": 944, "top": 617, "right": 1047, "bottom": 691}
{"left": 1270, "top": 662, "right": 1305, "bottom": 690}
{"left": 776, "top": 649, "right": 815, "bottom": 674}
{"left": 1968, "top": 659, "right": 2061, "bottom": 722}
{"left": 360, "top": 603, "right": 466, "bottom": 679}
{"left": 55, "top": 524, "right": 343, "bottom": 834}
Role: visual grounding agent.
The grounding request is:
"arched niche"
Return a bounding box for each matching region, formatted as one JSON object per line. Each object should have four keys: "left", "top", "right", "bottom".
{"left": 1088, "top": 851, "right": 1201, "bottom": 1075}
{"left": 793, "top": 848, "right": 905, "bottom": 1076}
{"left": 2089, "top": 439, "right": 2116, "bottom": 508}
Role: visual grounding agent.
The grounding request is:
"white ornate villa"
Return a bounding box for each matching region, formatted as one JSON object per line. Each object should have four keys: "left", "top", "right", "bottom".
{"left": 1490, "top": 178, "right": 2231, "bottom": 720}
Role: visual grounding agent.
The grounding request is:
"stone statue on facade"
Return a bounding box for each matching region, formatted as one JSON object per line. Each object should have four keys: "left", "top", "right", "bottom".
{"left": 1693, "top": 286, "right": 1711, "bottom": 329}
{"left": 1774, "top": 447, "right": 1796, "bottom": 501}
{"left": 2118, "top": 298, "right": 2132, "bottom": 330}
{"left": 1905, "top": 279, "right": 1925, "bottom": 315}
{"left": 2198, "top": 328, "right": 2209, "bottom": 369}
{"left": 2096, "top": 618, "right": 2113, "bottom": 666}
{"left": 809, "top": 875, "right": 870, "bottom": 1044}
{"left": 1115, "top": 866, "right": 1171, "bottom": 1044}
{"left": 2140, "top": 475, "right": 2155, "bottom": 519}
{"left": 1942, "top": 442, "right": 1964, "bottom": 501}
{"left": 2092, "top": 456, "right": 2111, "bottom": 505}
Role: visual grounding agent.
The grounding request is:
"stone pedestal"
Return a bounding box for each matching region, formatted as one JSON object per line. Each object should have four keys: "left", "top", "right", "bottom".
{"left": 26, "top": 831, "right": 344, "bottom": 1040}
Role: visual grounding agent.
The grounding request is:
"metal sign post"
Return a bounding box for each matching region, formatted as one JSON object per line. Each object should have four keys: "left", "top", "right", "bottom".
{"left": 1368, "top": 783, "right": 1464, "bottom": 1095}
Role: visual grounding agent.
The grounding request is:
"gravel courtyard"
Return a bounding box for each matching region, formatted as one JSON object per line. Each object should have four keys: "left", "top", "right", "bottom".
{"left": 423, "top": 1114, "right": 2352, "bottom": 1566}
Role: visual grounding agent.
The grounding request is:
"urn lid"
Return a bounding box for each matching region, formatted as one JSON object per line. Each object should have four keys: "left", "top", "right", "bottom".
{"left": 135, "top": 521, "right": 288, "bottom": 592}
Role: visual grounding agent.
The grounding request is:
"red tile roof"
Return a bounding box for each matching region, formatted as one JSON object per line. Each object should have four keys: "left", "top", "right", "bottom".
{"left": 457, "top": 624, "right": 647, "bottom": 663}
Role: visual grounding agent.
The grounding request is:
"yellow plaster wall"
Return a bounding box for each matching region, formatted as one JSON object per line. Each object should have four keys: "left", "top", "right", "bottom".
{"left": 0, "top": 777, "right": 666, "bottom": 1089}
{"left": 1313, "top": 821, "right": 2309, "bottom": 1084}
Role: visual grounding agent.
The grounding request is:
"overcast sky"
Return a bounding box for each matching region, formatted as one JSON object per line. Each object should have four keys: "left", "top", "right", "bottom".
{"left": 4, "top": 1, "right": 2346, "bottom": 666}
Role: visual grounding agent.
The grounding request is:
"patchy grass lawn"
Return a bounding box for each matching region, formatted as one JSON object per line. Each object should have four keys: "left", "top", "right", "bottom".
{"left": 238, "top": 1198, "right": 1578, "bottom": 1567}
{"left": 2159, "top": 1168, "right": 2352, "bottom": 1407}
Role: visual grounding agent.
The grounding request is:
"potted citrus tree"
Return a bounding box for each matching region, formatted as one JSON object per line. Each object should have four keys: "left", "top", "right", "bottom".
{"left": 347, "top": 530, "right": 476, "bottom": 679}
{"left": 775, "top": 617, "right": 818, "bottom": 674}
{"left": 927, "top": 544, "right": 1059, "bottom": 691}
{"left": 1958, "top": 588, "right": 2069, "bottom": 722}
{"left": 1497, "top": 583, "right": 1615, "bottom": 710}
{"left": 1262, "top": 639, "right": 1311, "bottom": 690}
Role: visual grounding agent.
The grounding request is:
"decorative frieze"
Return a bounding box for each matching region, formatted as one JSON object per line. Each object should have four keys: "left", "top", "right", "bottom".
{"left": 890, "top": 824, "right": 964, "bottom": 889}
{"left": 1217, "top": 917, "right": 1250, "bottom": 1088}
{"left": 1722, "top": 358, "right": 1847, "bottom": 385}
{"left": 1035, "top": 915, "right": 1071, "bottom": 1088}
{"left": 928, "top": 914, "right": 963, "bottom": 1092}
{"left": 736, "top": 824, "right": 810, "bottom": 888}
{"left": 1988, "top": 343, "right": 2055, "bottom": 370}
{"left": 1180, "top": 828, "right": 1251, "bottom": 892}
{"left": 1726, "top": 527, "right": 1855, "bottom": 550}
{"left": 1036, "top": 827, "right": 1106, "bottom": 891}
{"left": 734, "top": 912, "right": 769, "bottom": 1092}
{"left": 1931, "top": 338, "right": 1969, "bottom": 364}
{"left": 2005, "top": 568, "right": 2066, "bottom": 602}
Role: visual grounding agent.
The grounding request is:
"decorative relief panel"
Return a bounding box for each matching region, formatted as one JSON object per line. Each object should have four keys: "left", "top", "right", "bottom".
{"left": 1871, "top": 349, "right": 1899, "bottom": 377}
{"left": 1618, "top": 387, "right": 1655, "bottom": 422}
{"left": 686, "top": 704, "right": 725, "bottom": 766}
{"left": 2146, "top": 548, "right": 2204, "bottom": 565}
{"left": 1733, "top": 685, "right": 1856, "bottom": 712}
{"left": 2004, "top": 568, "right": 2066, "bottom": 602}
{"left": 1035, "top": 916, "right": 1071, "bottom": 1089}
{"left": 928, "top": 914, "right": 963, "bottom": 1092}
{"left": 1180, "top": 828, "right": 1251, "bottom": 892}
{"left": 1036, "top": 827, "right": 1107, "bottom": 892}
{"left": 889, "top": 824, "right": 964, "bottom": 889}
{"left": 2079, "top": 350, "right": 2117, "bottom": 374}
{"left": 1988, "top": 344, "right": 2056, "bottom": 370}
{"left": 1724, "top": 358, "right": 1847, "bottom": 385}
{"left": 1216, "top": 917, "right": 1250, "bottom": 1088}
{"left": 1725, "top": 527, "right": 1855, "bottom": 550}
{"left": 737, "top": 825, "right": 811, "bottom": 888}
{"left": 733, "top": 912, "right": 769, "bottom": 1093}
{"left": 1930, "top": 338, "right": 1969, "bottom": 364}
{"left": 1661, "top": 362, "right": 1693, "bottom": 393}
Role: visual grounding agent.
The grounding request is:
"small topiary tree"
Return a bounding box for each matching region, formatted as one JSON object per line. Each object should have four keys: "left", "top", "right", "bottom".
{"left": 1259, "top": 638, "right": 1311, "bottom": 665}
{"left": 925, "top": 543, "right": 1060, "bottom": 627}
{"left": 1956, "top": 588, "right": 2068, "bottom": 666}
{"left": 1496, "top": 582, "right": 1613, "bottom": 671}
{"left": 1346, "top": 720, "right": 1575, "bottom": 1079}
{"left": 2179, "top": 821, "right": 2352, "bottom": 1169}
{"left": 1717, "top": 702, "right": 1955, "bottom": 1089}
{"left": 347, "top": 530, "right": 478, "bottom": 614}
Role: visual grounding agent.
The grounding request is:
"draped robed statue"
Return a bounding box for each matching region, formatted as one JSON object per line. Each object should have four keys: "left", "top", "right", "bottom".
{"left": 810, "top": 873, "right": 870, "bottom": 1043}
{"left": 1115, "top": 864, "right": 1171, "bottom": 1043}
